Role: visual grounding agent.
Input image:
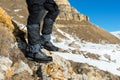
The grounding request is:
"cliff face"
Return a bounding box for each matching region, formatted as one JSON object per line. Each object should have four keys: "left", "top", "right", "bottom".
{"left": 55, "top": 0, "right": 89, "bottom": 22}
{"left": 54, "top": 0, "right": 120, "bottom": 44}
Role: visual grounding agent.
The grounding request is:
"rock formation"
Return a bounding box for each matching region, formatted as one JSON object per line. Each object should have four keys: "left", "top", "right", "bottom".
{"left": 55, "top": 0, "right": 89, "bottom": 22}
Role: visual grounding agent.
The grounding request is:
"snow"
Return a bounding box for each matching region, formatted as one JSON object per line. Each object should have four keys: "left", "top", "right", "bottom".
{"left": 54, "top": 52, "right": 120, "bottom": 75}
{"left": 52, "top": 29, "right": 120, "bottom": 76}
{"left": 13, "top": 20, "right": 27, "bottom": 30}
{"left": 14, "top": 9, "right": 21, "bottom": 12}
{"left": 111, "top": 31, "right": 120, "bottom": 39}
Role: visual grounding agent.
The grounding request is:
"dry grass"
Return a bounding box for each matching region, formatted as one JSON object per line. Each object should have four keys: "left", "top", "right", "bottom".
{"left": 0, "top": 23, "right": 26, "bottom": 63}
{"left": 0, "top": 7, "right": 14, "bottom": 30}
{"left": 70, "top": 61, "right": 120, "bottom": 80}
{"left": 0, "top": 7, "right": 27, "bottom": 63}
{"left": 57, "top": 20, "right": 120, "bottom": 44}
{"left": 0, "top": 23, "right": 14, "bottom": 56}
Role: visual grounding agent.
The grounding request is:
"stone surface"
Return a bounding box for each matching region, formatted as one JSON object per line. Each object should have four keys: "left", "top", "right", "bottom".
{"left": 13, "top": 61, "right": 33, "bottom": 75}
{"left": 0, "top": 56, "right": 12, "bottom": 80}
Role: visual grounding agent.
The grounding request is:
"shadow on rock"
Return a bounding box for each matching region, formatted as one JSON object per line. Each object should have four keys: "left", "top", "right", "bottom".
{"left": 12, "top": 21, "right": 28, "bottom": 55}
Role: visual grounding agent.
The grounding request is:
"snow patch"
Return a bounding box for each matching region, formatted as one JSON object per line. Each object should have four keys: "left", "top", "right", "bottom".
{"left": 111, "top": 31, "right": 120, "bottom": 39}
{"left": 13, "top": 20, "right": 27, "bottom": 31}
{"left": 51, "top": 29, "right": 120, "bottom": 76}
{"left": 14, "top": 9, "right": 21, "bottom": 12}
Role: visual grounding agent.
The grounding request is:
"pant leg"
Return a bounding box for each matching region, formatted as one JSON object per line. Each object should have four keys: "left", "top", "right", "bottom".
{"left": 26, "top": 0, "right": 46, "bottom": 25}
{"left": 26, "top": 0, "right": 46, "bottom": 45}
{"left": 41, "top": 0, "right": 59, "bottom": 35}
{"left": 44, "top": 0, "right": 60, "bottom": 21}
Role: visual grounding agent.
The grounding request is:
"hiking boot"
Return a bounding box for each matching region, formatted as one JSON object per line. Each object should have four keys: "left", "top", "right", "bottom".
{"left": 40, "top": 34, "right": 59, "bottom": 51}
{"left": 26, "top": 51, "right": 53, "bottom": 63}
{"left": 42, "top": 41, "right": 59, "bottom": 51}
{"left": 27, "top": 24, "right": 53, "bottom": 62}
{"left": 26, "top": 44, "right": 53, "bottom": 63}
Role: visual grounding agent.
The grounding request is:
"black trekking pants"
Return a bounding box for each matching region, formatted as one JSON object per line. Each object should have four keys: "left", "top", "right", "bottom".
{"left": 26, "top": 0, "right": 59, "bottom": 25}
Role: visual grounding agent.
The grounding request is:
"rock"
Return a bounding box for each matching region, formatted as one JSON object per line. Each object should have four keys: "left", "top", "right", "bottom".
{"left": 5, "top": 67, "right": 14, "bottom": 78}
{"left": 68, "top": 41, "right": 80, "bottom": 49}
{"left": 71, "top": 49, "right": 81, "bottom": 54}
{"left": 9, "top": 72, "right": 34, "bottom": 80}
{"left": 0, "top": 56, "right": 12, "bottom": 72}
{"left": 0, "top": 56, "right": 13, "bottom": 79}
{"left": 55, "top": 0, "right": 89, "bottom": 22}
{"left": 13, "top": 60, "right": 33, "bottom": 75}
{"left": 0, "top": 72, "right": 4, "bottom": 80}
{"left": 41, "top": 54, "right": 76, "bottom": 79}
{"left": 53, "top": 37, "right": 62, "bottom": 43}
{"left": 103, "top": 54, "right": 111, "bottom": 61}
{"left": 83, "top": 52, "right": 100, "bottom": 60}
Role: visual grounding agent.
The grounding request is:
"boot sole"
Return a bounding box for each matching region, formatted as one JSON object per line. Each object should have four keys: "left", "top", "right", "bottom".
{"left": 26, "top": 56, "right": 53, "bottom": 63}
{"left": 25, "top": 51, "right": 53, "bottom": 63}
{"left": 43, "top": 46, "right": 59, "bottom": 51}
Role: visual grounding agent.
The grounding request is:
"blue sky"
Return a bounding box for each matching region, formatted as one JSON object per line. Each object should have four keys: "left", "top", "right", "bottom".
{"left": 69, "top": 0, "right": 120, "bottom": 32}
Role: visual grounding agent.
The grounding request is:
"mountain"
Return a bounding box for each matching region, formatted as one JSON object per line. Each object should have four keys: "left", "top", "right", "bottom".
{"left": 1, "top": 0, "right": 120, "bottom": 80}
{"left": 54, "top": 0, "right": 120, "bottom": 44}
{"left": 111, "top": 31, "right": 120, "bottom": 39}
{"left": 0, "top": 0, "right": 120, "bottom": 44}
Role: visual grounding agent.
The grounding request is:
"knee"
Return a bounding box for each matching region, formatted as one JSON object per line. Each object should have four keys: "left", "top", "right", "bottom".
{"left": 54, "top": 4, "right": 60, "bottom": 15}
{"left": 52, "top": 7, "right": 60, "bottom": 18}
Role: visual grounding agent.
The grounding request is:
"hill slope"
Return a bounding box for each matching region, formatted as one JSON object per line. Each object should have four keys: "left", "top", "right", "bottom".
{"left": 0, "top": 0, "right": 120, "bottom": 44}
{"left": 1, "top": 7, "right": 120, "bottom": 80}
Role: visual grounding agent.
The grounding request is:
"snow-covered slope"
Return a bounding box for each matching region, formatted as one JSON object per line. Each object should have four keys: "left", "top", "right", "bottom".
{"left": 111, "top": 31, "right": 120, "bottom": 39}
{"left": 52, "top": 29, "right": 120, "bottom": 76}
{"left": 12, "top": 19, "right": 120, "bottom": 78}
